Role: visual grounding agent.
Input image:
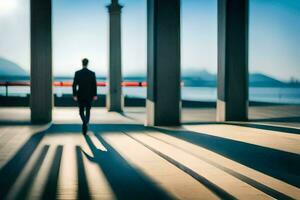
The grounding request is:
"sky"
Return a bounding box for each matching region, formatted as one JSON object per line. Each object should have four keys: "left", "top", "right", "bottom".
{"left": 0, "top": 0, "right": 299, "bottom": 81}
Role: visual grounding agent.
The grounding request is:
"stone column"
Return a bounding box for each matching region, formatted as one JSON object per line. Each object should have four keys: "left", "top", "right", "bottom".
{"left": 30, "top": 0, "right": 53, "bottom": 124}
{"left": 217, "top": 0, "right": 249, "bottom": 121}
{"left": 106, "top": 0, "right": 123, "bottom": 112}
{"left": 146, "top": 0, "right": 181, "bottom": 126}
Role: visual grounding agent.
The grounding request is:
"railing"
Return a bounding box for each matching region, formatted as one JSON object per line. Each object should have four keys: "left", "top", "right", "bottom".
{"left": 0, "top": 81, "right": 148, "bottom": 97}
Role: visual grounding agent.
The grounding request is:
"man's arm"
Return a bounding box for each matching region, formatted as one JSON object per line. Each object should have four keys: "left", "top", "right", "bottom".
{"left": 92, "top": 72, "right": 97, "bottom": 100}
{"left": 72, "top": 72, "right": 78, "bottom": 99}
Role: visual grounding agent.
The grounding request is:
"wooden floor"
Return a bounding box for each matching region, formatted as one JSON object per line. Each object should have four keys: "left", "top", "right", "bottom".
{"left": 0, "top": 106, "right": 299, "bottom": 199}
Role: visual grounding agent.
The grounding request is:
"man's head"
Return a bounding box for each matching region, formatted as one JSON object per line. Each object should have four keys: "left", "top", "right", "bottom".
{"left": 82, "top": 58, "right": 89, "bottom": 68}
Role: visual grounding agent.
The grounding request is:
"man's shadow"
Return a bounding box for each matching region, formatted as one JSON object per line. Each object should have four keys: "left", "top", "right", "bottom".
{"left": 78, "top": 132, "right": 173, "bottom": 200}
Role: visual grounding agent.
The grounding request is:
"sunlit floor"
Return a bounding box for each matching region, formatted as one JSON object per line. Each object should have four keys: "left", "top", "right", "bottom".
{"left": 0, "top": 106, "right": 299, "bottom": 199}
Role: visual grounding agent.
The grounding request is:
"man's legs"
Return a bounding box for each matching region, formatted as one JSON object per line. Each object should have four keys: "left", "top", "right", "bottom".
{"left": 85, "top": 104, "right": 91, "bottom": 124}
{"left": 79, "top": 103, "right": 86, "bottom": 123}
{"left": 79, "top": 101, "right": 87, "bottom": 134}
{"left": 79, "top": 100, "right": 91, "bottom": 134}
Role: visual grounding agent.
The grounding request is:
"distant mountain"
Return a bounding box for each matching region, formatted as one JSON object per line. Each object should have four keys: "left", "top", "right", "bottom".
{"left": 181, "top": 70, "right": 298, "bottom": 87}
{"left": 181, "top": 69, "right": 216, "bottom": 86}
{"left": 0, "top": 58, "right": 28, "bottom": 80}
{"left": 182, "top": 69, "right": 215, "bottom": 81}
{"left": 249, "top": 73, "right": 285, "bottom": 87}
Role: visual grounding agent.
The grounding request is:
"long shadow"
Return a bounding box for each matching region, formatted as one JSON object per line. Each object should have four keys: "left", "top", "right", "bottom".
{"left": 80, "top": 132, "right": 174, "bottom": 200}
{"left": 250, "top": 116, "right": 300, "bottom": 123}
{"left": 76, "top": 146, "right": 91, "bottom": 200}
{"left": 153, "top": 127, "right": 300, "bottom": 188}
{"left": 0, "top": 127, "right": 47, "bottom": 199}
{"left": 15, "top": 145, "right": 50, "bottom": 199}
{"left": 227, "top": 122, "right": 300, "bottom": 135}
{"left": 42, "top": 145, "right": 63, "bottom": 200}
{"left": 0, "top": 121, "right": 32, "bottom": 126}
{"left": 182, "top": 121, "right": 300, "bottom": 135}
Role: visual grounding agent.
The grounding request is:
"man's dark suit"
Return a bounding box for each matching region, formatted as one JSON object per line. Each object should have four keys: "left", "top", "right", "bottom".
{"left": 72, "top": 68, "right": 97, "bottom": 125}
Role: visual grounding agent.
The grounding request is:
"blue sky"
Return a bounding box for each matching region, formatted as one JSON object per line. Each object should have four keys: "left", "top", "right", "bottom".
{"left": 0, "top": 0, "right": 299, "bottom": 81}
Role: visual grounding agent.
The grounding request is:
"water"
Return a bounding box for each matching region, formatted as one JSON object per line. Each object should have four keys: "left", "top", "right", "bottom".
{"left": 0, "top": 86, "right": 300, "bottom": 104}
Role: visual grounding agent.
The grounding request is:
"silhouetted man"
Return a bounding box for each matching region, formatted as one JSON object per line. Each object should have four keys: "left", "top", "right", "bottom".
{"left": 73, "top": 58, "right": 97, "bottom": 134}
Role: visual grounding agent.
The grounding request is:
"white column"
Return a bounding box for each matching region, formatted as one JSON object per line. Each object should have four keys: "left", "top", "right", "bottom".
{"left": 146, "top": 0, "right": 181, "bottom": 126}
{"left": 106, "top": 0, "right": 123, "bottom": 112}
{"left": 30, "top": 0, "right": 53, "bottom": 124}
{"left": 217, "top": 0, "right": 249, "bottom": 121}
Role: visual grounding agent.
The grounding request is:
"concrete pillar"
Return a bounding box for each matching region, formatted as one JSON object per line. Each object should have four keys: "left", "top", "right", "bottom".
{"left": 217, "top": 0, "right": 249, "bottom": 121}
{"left": 30, "top": 0, "right": 53, "bottom": 124}
{"left": 146, "top": 0, "right": 181, "bottom": 126}
{"left": 106, "top": 0, "right": 123, "bottom": 112}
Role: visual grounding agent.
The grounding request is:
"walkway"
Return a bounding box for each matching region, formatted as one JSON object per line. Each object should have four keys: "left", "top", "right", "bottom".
{"left": 0, "top": 107, "right": 299, "bottom": 199}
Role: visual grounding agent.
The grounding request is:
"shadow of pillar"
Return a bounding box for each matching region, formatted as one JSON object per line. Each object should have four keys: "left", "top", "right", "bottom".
{"left": 0, "top": 128, "right": 47, "bottom": 199}
{"left": 42, "top": 145, "right": 63, "bottom": 200}
{"left": 76, "top": 146, "right": 91, "bottom": 200}
{"left": 15, "top": 145, "right": 50, "bottom": 199}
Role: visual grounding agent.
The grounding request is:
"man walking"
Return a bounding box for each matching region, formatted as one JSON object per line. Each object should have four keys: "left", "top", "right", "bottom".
{"left": 73, "top": 58, "right": 97, "bottom": 134}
